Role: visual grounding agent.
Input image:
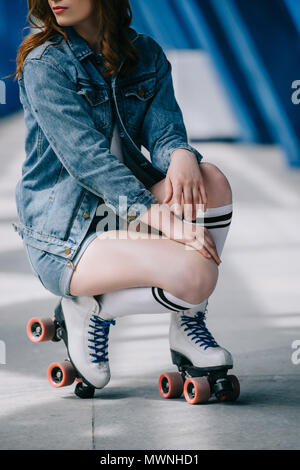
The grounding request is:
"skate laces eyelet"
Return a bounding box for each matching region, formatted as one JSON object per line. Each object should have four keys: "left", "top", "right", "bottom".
{"left": 180, "top": 311, "right": 219, "bottom": 349}
{"left": 88, "top": 315, "right": 115, "bottom": 363}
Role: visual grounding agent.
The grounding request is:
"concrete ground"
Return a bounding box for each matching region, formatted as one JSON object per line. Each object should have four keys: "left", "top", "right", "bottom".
{"left": 0, "top": 112, "right": 299, "bottom": 450}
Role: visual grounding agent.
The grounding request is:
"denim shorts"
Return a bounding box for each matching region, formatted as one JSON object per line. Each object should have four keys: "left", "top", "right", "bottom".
{"left": 24, "top": 204, "right": 121, "bottom": 299}
{"left": 24, "top": 231, "right": 99, "bottom": 299}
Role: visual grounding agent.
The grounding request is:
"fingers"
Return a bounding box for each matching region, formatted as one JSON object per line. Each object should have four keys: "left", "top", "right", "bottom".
{"left": 171, "top": 223, "right": 221, "bottom": 265}
{"left": 165, "top": 180, "right": 221, "bottom": 265}
{"left": 204, "top": 227, "right": 217, "bottom": 249}
{"left": 183, "top": 184, "right": 193, "bottom": 221}
{"left": 203, "top": 228, "right": 221, "bottom": 265}
{"left": 186, "top": 228, "right": 221, "bottom": 265}
{"left": 172, "top": 183, "right": 183, "bottom": 218}
{"left": 192, "top": 187, "right": 200, "bottom": 220}
{"left": 163, "top": 176, "right": 173, "bottom": 204}
{"left": 204, "top": 242, "right": 221, "bottom": 265}
{"left": 199, "top": 247, "right": 214, "bottom": 260}
{"left": 198, "top": 181, "right": 208, "bottom": 213}
{"left": 182, "top": 181, "right": 207, "bottom": 220}
{"left": 184, "top": 237, "right": 212, "bottom": 260}
{"left": 167, "top": 180, "right": 206, "bottom": 221}
{"left": 189, "top": 238, "right": 221, "bottom": 265}
{"left": 193, "top": 227, "right": 220, "bottom": 264}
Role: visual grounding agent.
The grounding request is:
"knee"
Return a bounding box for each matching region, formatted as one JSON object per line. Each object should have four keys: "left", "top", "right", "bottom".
{"left": 174, "top": 256, "right": 219, "bottom": 305}
{"left": 200, "top": 162, "right": 232, "bottom": 203}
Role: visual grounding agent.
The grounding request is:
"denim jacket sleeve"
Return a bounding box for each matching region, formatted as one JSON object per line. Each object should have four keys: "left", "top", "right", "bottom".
{"left": 22, "top": 58, "right": 158, "bottom": 222}
{"left": 140, "top": 38, "right": 204, "bottom": 174}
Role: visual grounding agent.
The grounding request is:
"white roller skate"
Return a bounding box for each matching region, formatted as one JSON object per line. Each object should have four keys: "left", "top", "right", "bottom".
{"left": 159, "top": 301, "right": 240, "bottom": 404}
{"left": 27, "top": 296, "right": 115, "bottom": 398}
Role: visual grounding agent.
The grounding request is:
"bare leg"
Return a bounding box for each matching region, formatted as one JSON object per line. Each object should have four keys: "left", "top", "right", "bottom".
{"left": 69, "top": 162, "right": 231, "bottom": 303}
{"left": 69, "top": 229, "right": 218, "bottom": 304}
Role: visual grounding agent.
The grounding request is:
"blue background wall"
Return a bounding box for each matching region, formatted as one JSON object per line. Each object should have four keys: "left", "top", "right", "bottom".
{"left": 130, "top": 0, "right": 300, "bottom": 166}
{"left": 1, "top": 0, "right": 299, "bottom": 166}
{"left": 0, "top": 1, "right": 28, "bottom": 118}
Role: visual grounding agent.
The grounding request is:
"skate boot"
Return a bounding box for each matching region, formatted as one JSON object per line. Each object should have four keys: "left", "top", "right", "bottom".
{"left": 27, "top": 296, "right": 115, "bottom": 398}
{"left": 159, "top": 301, "right": 240, "bottom": 404}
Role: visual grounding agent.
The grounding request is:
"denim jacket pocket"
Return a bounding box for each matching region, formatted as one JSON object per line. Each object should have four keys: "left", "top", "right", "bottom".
{"left": 122, "top": 76, "right": 156, "bottom": 129}
{"left": 77, "top": 82, "right": 111, "bottom": 130}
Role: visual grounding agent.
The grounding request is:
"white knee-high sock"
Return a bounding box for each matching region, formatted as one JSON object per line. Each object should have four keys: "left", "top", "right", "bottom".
{"left": 97, "top": 204, "right": 233, "bottom": 321}
{"left": 97, "top": 287, "right": 209, "bottom": 321}
{"left": 182, "top": 203, "right": 233, "bottom": 315}
{"left": 184, "top": 203, "right": 233, "bottom": 258}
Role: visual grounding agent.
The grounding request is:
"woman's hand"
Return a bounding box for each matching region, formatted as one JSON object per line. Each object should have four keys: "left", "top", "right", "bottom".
{"left": 163, "top": 149, "right": 208, "bottom": 221}
{"left": 167, "top": 210, "right": 221, "bottom": 265}
{"left": 162, "top": 149, "right": 220, "bottom": 264}
{"left": 136, "top": 203, "right": 221, "bottom": 265}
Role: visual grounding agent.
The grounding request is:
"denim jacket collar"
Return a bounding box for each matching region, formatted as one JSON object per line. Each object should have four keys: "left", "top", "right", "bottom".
{"left": 64, "top": 25, "right": 139, "bottom": 63}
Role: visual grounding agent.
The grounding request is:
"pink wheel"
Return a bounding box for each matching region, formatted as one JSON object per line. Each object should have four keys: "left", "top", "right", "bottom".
{"left": 27, "top": 317, "right": 55, "bottom": 343}
{"left": 184, "top": 377, "right": 211, "bottom": 405}
{"left": 158, "top": 372, "right": 184, "bottom": 399}
{"left": 47, "top": 361, "right": 76, "bottom": 388}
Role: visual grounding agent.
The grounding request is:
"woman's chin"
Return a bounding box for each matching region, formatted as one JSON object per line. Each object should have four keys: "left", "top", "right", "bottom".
{"left": 55, "top": 18, "right": 75, "bottom": 27}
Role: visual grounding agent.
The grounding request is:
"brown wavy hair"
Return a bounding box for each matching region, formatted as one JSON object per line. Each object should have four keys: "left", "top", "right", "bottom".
{"left": 13, "top": 0, "right": 139, "bottom": 81}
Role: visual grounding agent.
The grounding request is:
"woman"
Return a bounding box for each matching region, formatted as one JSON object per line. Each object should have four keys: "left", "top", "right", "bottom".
{"left": 14, "top": 0, "right": 234, "bottom": 396}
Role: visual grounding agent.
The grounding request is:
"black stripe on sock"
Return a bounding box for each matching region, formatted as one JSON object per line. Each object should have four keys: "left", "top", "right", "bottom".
{"left": 151, "top": 288, "right": 180, "bottom": 312}
{"left": 191, "top": 211, "right": 232, "bottom": 224}
{"left": 204, "top": 222, "right": 232, "bottom": 229}
{"left": 156, "top": 287, "right": 190, "bottom": 311}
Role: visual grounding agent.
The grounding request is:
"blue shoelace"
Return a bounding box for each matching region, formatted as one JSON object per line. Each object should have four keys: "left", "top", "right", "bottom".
{"left": 88, "top": 315, "right": 116, "bottom": 364}
{"left": 180, "top": 311, "right": 219, "bottom": 350}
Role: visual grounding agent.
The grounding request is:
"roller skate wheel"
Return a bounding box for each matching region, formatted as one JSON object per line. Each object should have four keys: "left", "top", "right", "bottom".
{"left": 75, "top": 382, "right": 95, "bottom": 399}
{"left": 47, "top": 361, "right": 76, "bottom": 388}
{"left": 184, "top": 377, "right": 210, "bottom": 405}
{"left": 27, "top": 317, "right": 55, "bottom": 343}
{"left": 215, "top": 375, "right": 240, "bottom": 402}
{"left": 220, "top": 375, "right": 240, "bottom": 402}
{"left": 227, "top": 375, "right": 240, "bottom": 401}
{"left": 158, "top": 372, "right": 183, "bottom": 399}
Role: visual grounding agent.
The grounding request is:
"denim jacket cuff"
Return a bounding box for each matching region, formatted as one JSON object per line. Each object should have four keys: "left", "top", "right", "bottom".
{"left": 169, "top": 144, "right": 204, "bottom": 164}
{"left": 157, "top": 144, "right": 204, "bottom": 174}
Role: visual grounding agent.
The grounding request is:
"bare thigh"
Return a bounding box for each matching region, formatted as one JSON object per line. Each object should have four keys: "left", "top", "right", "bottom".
{"left": 69, "top": 228, "right": 216, "bottom": 300}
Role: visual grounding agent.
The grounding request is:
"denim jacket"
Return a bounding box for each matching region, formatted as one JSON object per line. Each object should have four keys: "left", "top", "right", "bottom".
{"left": 13, "top": 25, "right": 203, "bottom": 261}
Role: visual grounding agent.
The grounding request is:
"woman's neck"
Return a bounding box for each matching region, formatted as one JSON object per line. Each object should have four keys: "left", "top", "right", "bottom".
{"left": 73, "top": 20, "right": 102, "bottom": 54}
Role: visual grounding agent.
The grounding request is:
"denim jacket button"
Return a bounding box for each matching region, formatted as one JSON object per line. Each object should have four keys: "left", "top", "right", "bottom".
{"left": 128, "top": 210, "right": 137, "bottom": 221}
{"left": 83, "top": 212, "right": 90, "bottom": 219}
{"left": 64, "top": 248, "right": 71, "bottom": 255}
